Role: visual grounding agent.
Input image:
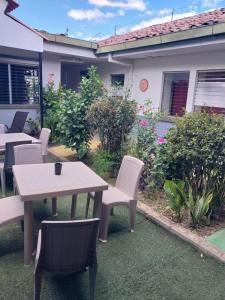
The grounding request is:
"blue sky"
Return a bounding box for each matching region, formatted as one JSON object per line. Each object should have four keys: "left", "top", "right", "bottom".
{"left": 14, "top": 0, "right": 225, "bottom": 41}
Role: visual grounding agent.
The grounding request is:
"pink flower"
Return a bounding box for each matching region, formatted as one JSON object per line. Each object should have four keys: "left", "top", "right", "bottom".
{"left": 139, "top": 119, "right": 149, "bottom": 128}
{"left": 157, "top": 137, "right": 167, "bottom": 145}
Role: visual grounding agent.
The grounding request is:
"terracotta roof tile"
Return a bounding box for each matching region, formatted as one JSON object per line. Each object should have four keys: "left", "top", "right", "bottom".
{"left": 98, "top": 8, "right": 225, "bottom": 47}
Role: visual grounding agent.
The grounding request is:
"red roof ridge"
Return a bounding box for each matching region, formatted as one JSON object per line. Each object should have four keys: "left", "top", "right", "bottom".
{"left": 98, "top": 7, "right": 225, "bottom": 47}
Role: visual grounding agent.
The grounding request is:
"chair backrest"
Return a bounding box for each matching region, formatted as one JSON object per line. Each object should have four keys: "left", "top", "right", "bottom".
{"left": 115, "top": 155, "right": 144, "bottom": 200}
{"left": 39, "top": 128, "right": 51, "bottom": 156}
{"left": 38, "top": 219, "right": 100, "bottom": 272}
{"left": 4, "top": 140, "right": 32, "bottom": 170}
{"left": 0, "top": 124, "right": 5, "bottom": 133}
{"left": 14, "top": 144, "right": 43, "bottom": 165}
{"left": 8, "top": 111, "right": 29, "bottom": 133}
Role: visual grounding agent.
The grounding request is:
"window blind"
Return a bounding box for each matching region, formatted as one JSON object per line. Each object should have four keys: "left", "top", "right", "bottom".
{"left": 194, "top": 71, "right": 225, "bottom": 108}
{"left": 0, "top": 63, "right": 10, "bottom": 104}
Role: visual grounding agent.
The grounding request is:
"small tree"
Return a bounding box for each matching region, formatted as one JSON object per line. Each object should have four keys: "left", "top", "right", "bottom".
{"left": 57, "top": 66, "right": 103, "bottom": 158}
{"left": 88, "top": 89, "right": 137, "bottom": 154}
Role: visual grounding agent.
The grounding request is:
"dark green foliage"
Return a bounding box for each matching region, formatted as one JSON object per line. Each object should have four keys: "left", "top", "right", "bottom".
{"left": 43, "top": 83, "right": 62, "bottom": 142}
{"left": 88, "top": 89, "right": 137, "bottom": 154}
{"left": 166, "top": 112, "right": 225, "bottom": 209}
{"left": 91, "top": 150, "right": 117, "bottom": 179}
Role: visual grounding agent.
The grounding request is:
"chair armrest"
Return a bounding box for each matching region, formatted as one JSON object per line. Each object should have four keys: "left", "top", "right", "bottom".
{"left": 0, "top": 124, "right": 7, "bottom": 133}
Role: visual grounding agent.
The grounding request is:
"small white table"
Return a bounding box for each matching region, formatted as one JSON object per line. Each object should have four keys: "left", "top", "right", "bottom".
{"left": 0, "top": 133, "right": 40, "bottom": 151}
{"left": 13, "top": 162, "right": 108, "bottom": 266}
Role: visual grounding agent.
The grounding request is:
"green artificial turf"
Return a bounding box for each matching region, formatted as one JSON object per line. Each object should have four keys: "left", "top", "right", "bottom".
{"left": 1, "top": 155, "right": 225, "bottom": 299}
{"left": 206, "top": 229, "right": 225, "bottom": 252}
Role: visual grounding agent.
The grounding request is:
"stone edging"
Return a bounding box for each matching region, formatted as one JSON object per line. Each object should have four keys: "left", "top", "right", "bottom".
{"left": 137, "top": 201, "right": 225, "bottom": 263}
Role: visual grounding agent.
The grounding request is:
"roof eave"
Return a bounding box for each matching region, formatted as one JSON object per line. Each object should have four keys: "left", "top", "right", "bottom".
{"left": 96, "top": 22, "right": 225, "bottom": 54}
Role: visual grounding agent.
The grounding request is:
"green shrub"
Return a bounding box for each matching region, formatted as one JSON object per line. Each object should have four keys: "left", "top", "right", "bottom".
{"left": 128, "top": 99, "right": 162, "bottom": 194}
{"left": 56, "top": 66, "right": 103, "bottom": 158}
{"left": 88, "top": 88, "right": 137, "bottom": 154}
{"left": 166, "top": 112, "right": 225, "bottom": 209}
{"left": 91, "top": 150, "right": 117, "bottom": 179}
{"left": 43, "top": 83, "right": 62, "bottom": 142}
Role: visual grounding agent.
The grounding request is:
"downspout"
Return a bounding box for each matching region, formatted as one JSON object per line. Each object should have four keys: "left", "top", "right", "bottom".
{"left": 38, "top": 52, "right": 44, "bottom": 128}
{"left": 108, "top": 53, "right": 134, "bottom": 89}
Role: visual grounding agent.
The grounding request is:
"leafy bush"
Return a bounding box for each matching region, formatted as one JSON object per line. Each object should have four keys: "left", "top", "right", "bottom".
{"left": 88, "top": 88, "right": 137, "bottom": 154}
{"left": 43, "top": 83, "right": 62, "bottom": 142}
{"left": 56, "top": 66, "right": 103, "bottom": 158}
{"left": 91, "top": 150, "right": 117, "bottom": 179}
{"left": 166, "top": 112, "right": 225, "bottom": 209}
{"left": 128, "top": 100, "right": 163, "bottom": 194}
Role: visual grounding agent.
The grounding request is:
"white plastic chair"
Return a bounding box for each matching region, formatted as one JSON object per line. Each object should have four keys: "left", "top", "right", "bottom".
{"left": 0, "top": 195, "right": 24, "bottom": 227}
{"left": 85, "top": 156, "right": 144, "bottom": 242}
{"left": 0, "top": 124, "right": 5, "bottom": 133}
{"left": 39, "top": 128, "right": 51, "bottom": 162}
{"left": 14, "top": 144, "right": 43, "bottom": 165}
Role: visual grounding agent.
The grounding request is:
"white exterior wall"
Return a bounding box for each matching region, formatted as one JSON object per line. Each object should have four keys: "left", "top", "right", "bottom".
{"left": 42, "top": 49, "right": 225, "bottom": 113}
{"left": 0, "top": 1, "right": 43, "bottom": 52}
{"left": 42, "top": 53, "right": 61, "bottom": 88}
{"left": 97, "top": 50, "right": 225, "bottom": 112}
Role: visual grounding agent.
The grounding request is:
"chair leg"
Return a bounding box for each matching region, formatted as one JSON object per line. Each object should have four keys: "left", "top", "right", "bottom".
{"left": 85, "top": 193, "right": 91, "bottom": 219}
{"left": 71, "top": 194, "right": 77, "bottom": 219}
{"left": 52, "top": 198, "right": 57, "bottom": 216}
{"left": 21, "top": 220, "right": 24, "bottom": 232}
{"left": 0, "top": 169, "right": 5, "bottom": 197}
{"left": 99, "top": 205, "right": 111, "bottom": 242}
{"left": 129, "top": 201, "right": 137, "bottom": 232}
{"left": 89, "top": 261, "right": 97, "bottom": 300}
{"left": 34, "top": 269, "right": 42, "bottom": 300}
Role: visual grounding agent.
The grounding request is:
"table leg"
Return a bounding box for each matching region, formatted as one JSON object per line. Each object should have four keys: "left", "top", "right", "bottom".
{"left": 93, "top": 191, "right": 103, "bottom": 218}
{"left": 52, "top": 198, "right": 57, "bottom": 216}
{"left": 71, "top": 194, "right": 77, "bottom": 219}
{"left": 24, "top": 201, "right": 33, "bottom": 266}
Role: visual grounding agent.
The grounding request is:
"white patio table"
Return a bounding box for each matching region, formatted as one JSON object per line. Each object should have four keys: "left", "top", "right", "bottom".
{"left": 13, "top": 162, "right": 108, "bottom": 266}
{"left": 0, "top": 133, "right": 40, "bottom": 151}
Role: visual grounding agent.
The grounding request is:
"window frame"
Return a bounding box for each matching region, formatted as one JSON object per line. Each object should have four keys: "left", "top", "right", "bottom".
{"left": 0, "top": 60, "right": 40, "bottom": 106}
{"left": 161, "top": 71, "right": 190, "bottom": 116}
{"left": 111, "top": 73, "right": 125, "bottom": 87}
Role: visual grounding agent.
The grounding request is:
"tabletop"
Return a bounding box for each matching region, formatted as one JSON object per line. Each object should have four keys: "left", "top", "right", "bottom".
{"left": 0, "top": 133, "right": 40, "bottom": 150}
{"left": 13, "top": 162, "right": 108, "bottom": 201}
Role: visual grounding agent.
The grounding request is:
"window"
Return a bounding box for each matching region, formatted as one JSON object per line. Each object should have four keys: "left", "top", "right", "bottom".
{"left": 0, "top": 63, "right": 9, "bottom": 104}
{"left": 0, "top": 63, "right": 39, "bottom": 105}
{"left": 161, "top": 72, "right": 190, "bottom": 116}
{"left": 111, "top": 74, "right": 125, "bottom": 86}
{"left": 194, "top": 70, "right": 225, "bottom": 114}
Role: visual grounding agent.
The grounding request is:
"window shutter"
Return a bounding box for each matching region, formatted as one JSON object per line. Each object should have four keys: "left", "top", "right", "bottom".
{"left": 194, "top": 71, "right": 225, "bottom": 109}
{"left": 11, "top": 65, "right": 39, "bottom": 104}
{"left": 0, "top": 63, "right": 10, "bottom": 104}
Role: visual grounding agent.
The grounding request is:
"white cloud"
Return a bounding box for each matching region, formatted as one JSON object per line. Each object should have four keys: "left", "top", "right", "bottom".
{"left": 158, "top": 8, "right": 173, "bottom": 16}
{"left": 201, "top": 0, "right": 222, "bottom": 8}
{"left": 130, "top": 11, "right": 196, "bottom": 31}
{"left": 118, "top": 9, "right": 125, "bottom": 16}
{"left": 88, "top": 0, "right": 146, "bottom": 11}
{"left": 68, "top": 8, "right": 118, "bottom": 20}
{"left": 146, "top": 10, "right": 152, "bottom": 15}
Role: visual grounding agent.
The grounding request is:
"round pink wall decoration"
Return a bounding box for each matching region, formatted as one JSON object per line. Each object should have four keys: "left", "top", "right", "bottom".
{"left": 139, "top": 79, "right": 149, "bottom": 92}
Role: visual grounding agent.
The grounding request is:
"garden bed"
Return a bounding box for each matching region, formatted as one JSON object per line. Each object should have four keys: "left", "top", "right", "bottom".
{"left": 139, "top": 192, "right": 225, "bottom": 237}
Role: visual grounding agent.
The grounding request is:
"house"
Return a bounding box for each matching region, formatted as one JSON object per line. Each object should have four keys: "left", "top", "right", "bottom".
{"left": 1, "top": 0, "right": 225, "bottom": 131}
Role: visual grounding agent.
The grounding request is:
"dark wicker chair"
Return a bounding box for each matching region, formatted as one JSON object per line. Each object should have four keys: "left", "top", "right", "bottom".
{"left": 34, "top": 218, "right": 100, "bottom": 300}
{"left": 7, "top": 111, "right": 29, "bottom": 133}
